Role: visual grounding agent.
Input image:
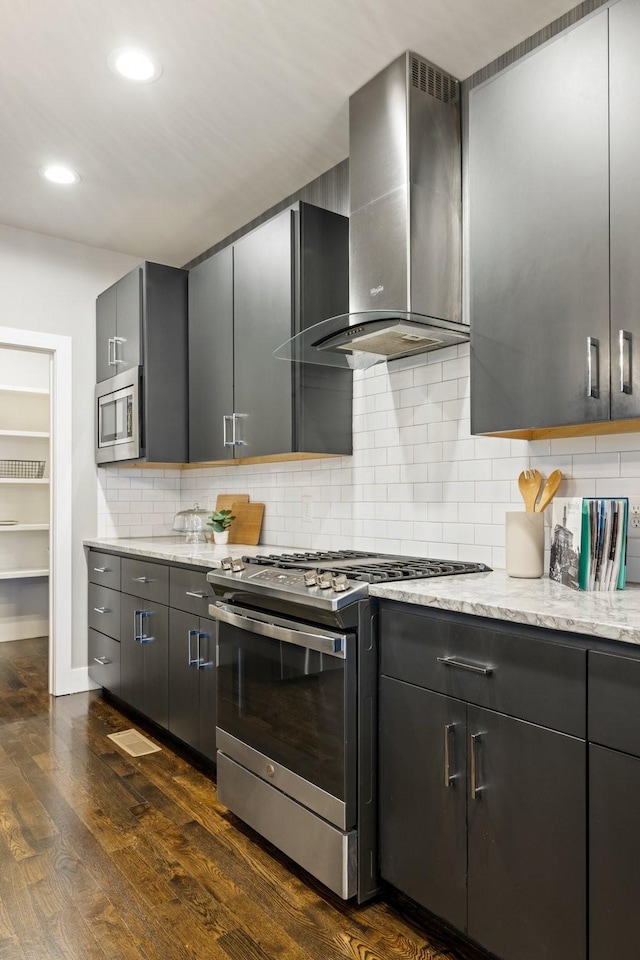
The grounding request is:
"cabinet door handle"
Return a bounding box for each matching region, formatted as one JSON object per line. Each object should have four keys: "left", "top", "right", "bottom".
{"left": 93, "top": 606, "right": 109, "bottom": 615}
{"left": 92, "top": 566, "right": 109, "bottom": 574}
{"left": 619, "top": 329, "right": 632, "bottom": 395}
{"left": 108, "top": 337, "right": 116, "bottom": 367}
{"left": 223, "top": 415, "right": 234, "bottom": 447}
{"left": 185, "top": 590, "right": 208, "bottom": 599}
{"left": 93, "top": 656, "right": 112, "bottom": 665}
{"left": 233, "top": 412, "right": 248, "bottom": 447}
{"left": 444, "top": 723, "right": 456, "bottom": 787}
{"left": 470, "top": 733, "right": 483, "bottom": 800}
{"left": 197, "top": 630, "right": 213, "bottom": 669}
{"left": 134, "top": 609, "right": 154, "bottom": 643}
{"left": 132, "top": 576, "right": 156, "bottom": 584}
{"left": 187, "top": 628, "right": 200, "bottom": 665}
{"left": 587, "top": 336, "right": 600, "bottom": 399}
{"left": 437, "top": 656, "right": 493, "bottom": 676}
{"left": 112, "top": 336, "right": 126, "bottom": 365}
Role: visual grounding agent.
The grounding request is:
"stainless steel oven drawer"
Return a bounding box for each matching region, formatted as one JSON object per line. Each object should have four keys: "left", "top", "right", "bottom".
{"left": 217, "top": 751, "right": 357, "bottom": 900}
{"left": 121, "top": 557, "right": 169, "bottom": 604}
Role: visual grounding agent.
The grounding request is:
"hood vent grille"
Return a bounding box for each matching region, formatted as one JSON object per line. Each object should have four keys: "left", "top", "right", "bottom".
{"left": 410, "top": 55, "right": 459, "bottom": 103}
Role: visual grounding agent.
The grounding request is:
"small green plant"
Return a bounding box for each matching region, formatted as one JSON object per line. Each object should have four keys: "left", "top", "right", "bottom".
{"left": 207, "top": 509, "right": 236, "bottom": 533}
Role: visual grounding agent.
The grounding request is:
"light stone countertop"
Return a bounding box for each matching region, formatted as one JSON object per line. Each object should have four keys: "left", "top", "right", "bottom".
{"left": 369, "top": 568, "right": 640, "bottom": 646}
{"left": 84, "top": 537, "right": 640, "bottom": 646}
{"left": 83, "top": 536, "right": 295, "bottom": 569}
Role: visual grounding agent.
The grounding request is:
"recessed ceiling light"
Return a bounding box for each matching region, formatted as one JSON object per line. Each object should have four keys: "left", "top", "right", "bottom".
{"left": 108, "top": 47, "right": 162, "bottom": 83}
{"left": 40, "top": 164, "right": 81, "bottom": 185}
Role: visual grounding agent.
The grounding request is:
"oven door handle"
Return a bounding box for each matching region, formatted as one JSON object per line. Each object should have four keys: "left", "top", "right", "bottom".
{"left": 208, "top": 602, "right": 347, "bottom": 659}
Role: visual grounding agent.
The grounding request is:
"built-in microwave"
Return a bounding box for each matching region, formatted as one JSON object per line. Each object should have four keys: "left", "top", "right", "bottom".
{"left": 95, "top": 368, "right": 141, "bottom": 464}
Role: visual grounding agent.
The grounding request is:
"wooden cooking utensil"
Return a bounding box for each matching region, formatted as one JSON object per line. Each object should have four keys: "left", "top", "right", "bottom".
{"left": 536, "top": 469, "right": 563, "bottom": 513}
{"left": 518, "top": 469, "right": 543, "bottom": 513}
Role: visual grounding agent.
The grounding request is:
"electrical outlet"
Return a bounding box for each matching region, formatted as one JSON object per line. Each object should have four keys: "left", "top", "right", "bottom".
{"left": 629, "top": 497, "right": 640, "bottom": 538}
{"left": 301, "top": 495, "right": 313, "bottom": 522}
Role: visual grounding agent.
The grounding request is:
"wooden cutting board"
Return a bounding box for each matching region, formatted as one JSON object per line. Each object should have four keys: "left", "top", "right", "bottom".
{"left": 215, "top": 493, "right": 250, "bottom": 513}
{"left": 228, "top": 502, "right": 265, "bottom": 545}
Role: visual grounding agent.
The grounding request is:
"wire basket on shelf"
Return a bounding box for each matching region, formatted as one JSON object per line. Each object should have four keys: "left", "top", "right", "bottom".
{"left": 0, "top": 460, "right": 46, "bottom": 479}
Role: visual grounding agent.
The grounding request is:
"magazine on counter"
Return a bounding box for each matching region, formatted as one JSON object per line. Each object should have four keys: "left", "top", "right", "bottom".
{"left": 549, "top": 497, "right": 628, "bottom": 591}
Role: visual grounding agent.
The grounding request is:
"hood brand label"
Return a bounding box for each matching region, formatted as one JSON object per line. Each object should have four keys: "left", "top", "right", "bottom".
{"left": 370, "top": 285, "right": 384, "bottom": 297}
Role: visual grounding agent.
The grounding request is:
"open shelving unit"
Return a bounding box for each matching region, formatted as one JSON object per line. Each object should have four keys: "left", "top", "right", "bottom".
{"left": 0, "top": 369, "right": 50, "bottom": 619}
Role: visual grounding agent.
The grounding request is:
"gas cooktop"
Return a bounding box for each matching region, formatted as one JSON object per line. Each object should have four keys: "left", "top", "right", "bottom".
{"left": 208, "top": 550, "right": 491, "bottom": 613}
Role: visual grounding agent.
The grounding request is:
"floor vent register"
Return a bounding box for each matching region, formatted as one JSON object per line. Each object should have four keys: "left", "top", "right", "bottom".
{"left": 107, "top": 729, "right": 161, "bottom": 757}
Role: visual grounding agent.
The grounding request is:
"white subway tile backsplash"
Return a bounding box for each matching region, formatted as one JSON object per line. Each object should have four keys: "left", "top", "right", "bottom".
{"left": 96, "top": 357, "right": 640, "bottom": 583}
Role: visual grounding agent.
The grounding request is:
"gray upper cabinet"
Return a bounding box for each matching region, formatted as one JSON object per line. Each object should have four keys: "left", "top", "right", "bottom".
{"left": 188, "top": 201, "right": 352, "bottom": 463}
{"left": 188, "top": 246, "right": 233, "bottom": 462}
{"left": 96, "top": 261, "right": 189, "bottom": 464}
{"left": 96, "top": 266, "right": 142, "bottom": 382}
{"left": 469, "top": 11, "right": 610, "bottom": 435}
{"left": 610, "top": 0, "right": 640, "bottom": 420}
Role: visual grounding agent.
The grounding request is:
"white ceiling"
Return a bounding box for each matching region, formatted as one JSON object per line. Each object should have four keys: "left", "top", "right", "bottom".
{"left": 1, "top": 0, "right": 579, "bottom": 266}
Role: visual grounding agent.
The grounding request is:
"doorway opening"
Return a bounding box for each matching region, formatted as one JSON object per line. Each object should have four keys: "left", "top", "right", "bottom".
{"left": 0, "top": 326, "right": 72, "bottom": 695}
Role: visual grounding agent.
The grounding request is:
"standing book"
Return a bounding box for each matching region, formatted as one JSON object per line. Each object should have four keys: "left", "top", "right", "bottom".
{"left": 550, "top": 497, "right": 628, "bottom": 591}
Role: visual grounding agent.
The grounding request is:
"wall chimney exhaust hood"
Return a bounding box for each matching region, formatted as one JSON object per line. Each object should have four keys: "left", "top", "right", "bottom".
{"left": 275, "top": 51, "right": 468, "bottom": 370}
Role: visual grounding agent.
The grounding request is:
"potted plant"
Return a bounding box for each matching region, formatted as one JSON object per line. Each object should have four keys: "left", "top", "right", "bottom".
{"left": 207, "top": 508, "right": 236, "bottom": 545}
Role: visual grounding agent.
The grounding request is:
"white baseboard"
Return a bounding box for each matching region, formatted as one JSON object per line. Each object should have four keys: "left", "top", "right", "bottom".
{"left": 55, "top": 667, "right": 100, "bottom": 697}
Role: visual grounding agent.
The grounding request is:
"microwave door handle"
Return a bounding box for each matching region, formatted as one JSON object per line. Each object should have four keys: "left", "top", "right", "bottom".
{"left": 208, "top": 601, "right": 347, "bottom": 659}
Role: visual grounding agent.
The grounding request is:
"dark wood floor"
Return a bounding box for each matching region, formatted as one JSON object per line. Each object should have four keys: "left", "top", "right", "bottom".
{"left": 0, "top": 637, "right": 489, "bottom": 960}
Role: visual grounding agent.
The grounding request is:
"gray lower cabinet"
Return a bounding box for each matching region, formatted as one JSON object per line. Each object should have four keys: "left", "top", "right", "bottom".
{"left": 88, "top": 629, "right": 120, "bottom": 695}
{"left": 188, "top": 200, "right": 352, "bottom": 463}
{"left": 468, "top": 10, "right": 610, "bottom": 435}
{"left": 588, "top": 649, "right": 640, "bottom": 956}
{"left": 120, "top": 592, "right": 169, "bottom": 728}
{"left": 168, "top": 608, "right": 217, "bottom": 761}
{"left": 379, "top": 603, "right": 587, "bottom": 960}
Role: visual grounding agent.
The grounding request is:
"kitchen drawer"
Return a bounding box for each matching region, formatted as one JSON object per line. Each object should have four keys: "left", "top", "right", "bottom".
{"left": 169, "top": 565, "right": 215, "bottom": 616}
{"left": 88, "top": 583, "right": 121, "bottom": 641}
{"left": 88, "top": 628, "right": 120, "bottom": 695}
{"left": 88, "top": 550, "right": 121, "bottom": 590}
{"left": 121, "top": 557, "right": 169, "bottom": 604}
{"left": 380, "top": 605, "right": 586, "bottom": 737}
{"left": 589, "top": 649, "right": 640, "bottom": 756}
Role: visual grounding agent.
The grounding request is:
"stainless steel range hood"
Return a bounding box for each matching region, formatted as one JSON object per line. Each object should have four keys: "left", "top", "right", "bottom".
{"left": 275, "top": 51, "right": 468, "bottom": 370}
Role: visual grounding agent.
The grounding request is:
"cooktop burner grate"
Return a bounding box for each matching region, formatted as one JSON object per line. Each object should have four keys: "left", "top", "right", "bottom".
{"left": 242, "top": 552, "right": 491, "bottom": 583}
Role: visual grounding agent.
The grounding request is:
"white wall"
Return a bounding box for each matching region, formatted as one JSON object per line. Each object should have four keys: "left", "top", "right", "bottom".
{"left": 0, "top": 224, "right": 139, "bottom": 665}
{"left": 100, "top": 341, "right": 640, "bottom": 583}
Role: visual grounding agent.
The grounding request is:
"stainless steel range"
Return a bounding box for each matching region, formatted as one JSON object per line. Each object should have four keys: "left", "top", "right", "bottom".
{"left": 206, "top": 550, "right": 490, "bottom": 902}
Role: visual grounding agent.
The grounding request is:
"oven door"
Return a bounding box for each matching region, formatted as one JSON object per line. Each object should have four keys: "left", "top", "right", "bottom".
{"left": 210, "top": 601, "right": 357, "bottom": 831}
{"left": 95, "top": 369, "right": 140, "bottom": 464}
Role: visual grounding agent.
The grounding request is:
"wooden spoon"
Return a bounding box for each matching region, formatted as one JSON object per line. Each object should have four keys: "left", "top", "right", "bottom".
{"left": 536, "top": 469, "right": 563, "bottom": 513}
{"left": 518, "top": 469, "right": 543, "bottom": 513}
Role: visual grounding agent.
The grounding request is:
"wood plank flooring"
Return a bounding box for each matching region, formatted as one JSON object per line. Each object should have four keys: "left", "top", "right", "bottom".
{"left": 0, "top": 638, "right": 490, "bottom": 960}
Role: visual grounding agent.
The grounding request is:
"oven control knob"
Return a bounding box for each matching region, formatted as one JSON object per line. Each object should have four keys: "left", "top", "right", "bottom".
{"left": 303, "top": 570, "right": 318, "bottom": 587}
{"left": 318, "top": 572, "right": 333, "bottom": 590}
{"left": 231, "top": 559, "right": 245, "bottom": 573}
{"left": 331, "top": 574, "right": 349, "bottom": 593}
{"left": 265, "top": 763, "right": 275, "bottom": 778}
{"left": 220, "top": 557, "right": 234, "bottom": 570}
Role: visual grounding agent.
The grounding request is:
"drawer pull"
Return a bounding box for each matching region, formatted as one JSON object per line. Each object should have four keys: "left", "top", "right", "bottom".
{"left": 93, "top": 566, "right": 109, "bottom": 573}
{"left": 444, "top": 723, "right": 456, "bottom": 787}
{"left": 437, "top": 656, "right": 493, "bottom": 676}
{"left": 133, "top": 576, "right": 156, "bottom": 584}
{"left": 93, "top": 606, "right": 108, "bottom": 615}
{"left": 93, "top": 656, "right": 112, "bottom": 666}
{"left": 185, "top": 590, "right": 208, "bottom": 599}
{"left": 470, "top": 733, "right": 483, "bottom": 800}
